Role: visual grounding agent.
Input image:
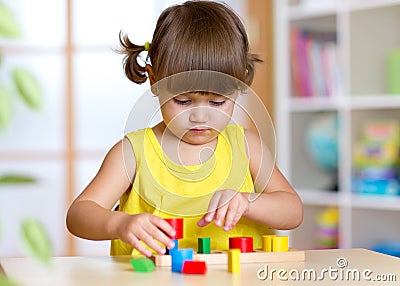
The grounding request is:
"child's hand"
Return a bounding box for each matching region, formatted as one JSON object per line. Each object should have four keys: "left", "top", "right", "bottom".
{"left": 197, "top": 190, "right": 249, "bottom": 231}
{"left": 117, "top": 213, "right": 176, "bottom": 257}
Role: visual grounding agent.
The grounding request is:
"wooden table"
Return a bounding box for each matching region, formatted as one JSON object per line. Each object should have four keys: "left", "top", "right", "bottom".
{"left": 1, "top": 249, "right": 399, "bottom": 285}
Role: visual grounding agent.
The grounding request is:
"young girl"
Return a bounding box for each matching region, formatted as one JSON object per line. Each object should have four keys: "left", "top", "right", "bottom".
{"left": 66, "top": 0, "right": 303, "bottom": 257}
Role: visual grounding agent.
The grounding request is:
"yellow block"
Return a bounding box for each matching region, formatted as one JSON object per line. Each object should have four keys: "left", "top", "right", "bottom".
{"left": 262, "top": 234, "right": 277, "bottom": 252}
{"left": 272, "top": 236, "right": 289, "bottom": 252}
{"left": 228, "top": 249, "right": 240, "bottom": 273}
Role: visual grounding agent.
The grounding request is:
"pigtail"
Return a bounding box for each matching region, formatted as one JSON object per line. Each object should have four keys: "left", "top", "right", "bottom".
{"left": 117, "top": 31, "right": 148, "bottom": 84}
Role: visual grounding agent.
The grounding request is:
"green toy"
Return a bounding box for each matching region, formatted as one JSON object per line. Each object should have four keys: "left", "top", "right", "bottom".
{"left": 198, "top": 237, "right": 211, "bottom": 254}
{"left": 130, "top": 257, "right": 155, "bottom": 272}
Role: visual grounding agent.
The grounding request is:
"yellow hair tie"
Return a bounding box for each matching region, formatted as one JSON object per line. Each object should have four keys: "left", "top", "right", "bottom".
{"left": 144, "top": 42, "right": 151, "bottom": 51}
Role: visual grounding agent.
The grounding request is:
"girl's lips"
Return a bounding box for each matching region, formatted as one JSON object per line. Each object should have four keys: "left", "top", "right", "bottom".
{"left": 191, "top": 128, "right": 206, "bottom": 131}
{"left": 190, "top": 128, "right": 209, "bottom": 133}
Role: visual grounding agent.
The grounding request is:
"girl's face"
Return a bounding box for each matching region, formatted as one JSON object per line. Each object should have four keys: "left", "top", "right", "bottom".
{"left": 160, "top": 92, "right": 235, "bottom": 145}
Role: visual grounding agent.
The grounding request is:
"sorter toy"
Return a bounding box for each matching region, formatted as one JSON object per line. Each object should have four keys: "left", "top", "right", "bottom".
{"left": 150, "top": 218, "right": 305, "bottom": 273}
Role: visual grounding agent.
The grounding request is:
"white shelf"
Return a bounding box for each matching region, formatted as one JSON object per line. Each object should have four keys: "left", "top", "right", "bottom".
{"left": 297, "top": 189, "right": 339, "bottom": 206}
{"left": 289, "top": 4, "right": 338, "bottom": 21}
{"left": 289, "top": 96, "right": 342, "bottom": 112}
{"left": 300, "top": 189, "right": 400, "bottom": 211}
{"left": 351, "top": 194, "right": 400, "bottom": 211}
{"left": 349, "top": 94, "right": 400, "bottom": 109}
{"left": 289, "top": 0, "right": 400, "bottom": 15}
{"left": 289, "top": 94, "right": 400, "bottom": 112}
{"left": 274, "top": 0, "right": 400, "bottom": 250}
{"left": 348, "top": 0, "right": 400, "bottom": 12}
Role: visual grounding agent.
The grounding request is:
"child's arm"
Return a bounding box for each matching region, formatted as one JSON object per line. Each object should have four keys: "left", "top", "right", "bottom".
{"left": 66, "top": 138, "right": 176, "bottom": 257}
{"left": 198, "top": 130, "right": 303, "bottom": 231}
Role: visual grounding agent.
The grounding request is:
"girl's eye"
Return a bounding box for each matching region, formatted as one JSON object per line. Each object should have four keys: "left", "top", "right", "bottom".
{"left": 173, "top": 98, "right": 191, "bottom": 105}
{"left": 210, "top": 100, "right": 226, "bottom": 106}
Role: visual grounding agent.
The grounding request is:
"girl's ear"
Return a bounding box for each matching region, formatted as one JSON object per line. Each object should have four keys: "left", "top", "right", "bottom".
{"left": 145, "top": 64, "right": 156, "bottom": 85}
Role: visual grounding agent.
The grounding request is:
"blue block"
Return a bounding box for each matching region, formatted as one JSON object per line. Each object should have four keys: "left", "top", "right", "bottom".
{"left": 171, "top": 248, "right": 194, "bottom": 273}
{"left": 166, "top": 239, "right": 179, "bottom": 255}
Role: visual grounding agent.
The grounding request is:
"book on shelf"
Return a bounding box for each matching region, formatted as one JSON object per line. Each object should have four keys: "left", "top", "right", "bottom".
{"left": 352, "top": 120, "right": 400, "bottom": 196}
{"left": 290, "top": 27, "right": 338, "bottom": 98}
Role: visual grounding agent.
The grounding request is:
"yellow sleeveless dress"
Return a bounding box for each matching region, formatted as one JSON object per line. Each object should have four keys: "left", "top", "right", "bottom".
{"left": 110, "top": 124, "right": 270, "bottom": 255}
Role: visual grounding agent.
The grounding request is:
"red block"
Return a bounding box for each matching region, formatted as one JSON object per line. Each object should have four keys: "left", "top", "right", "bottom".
{"left": 182, "top": 261, "right": 207, "bottom": 274}
{"left": 229, "top": 237, "right": 253, "bottom": 253}
{"left": 164, "top": 218, "right": 184, "bottom": 239}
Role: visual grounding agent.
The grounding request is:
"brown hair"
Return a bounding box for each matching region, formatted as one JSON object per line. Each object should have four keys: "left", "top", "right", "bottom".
{"left": 118, "top": 0, "right": 261, "bottom": 86}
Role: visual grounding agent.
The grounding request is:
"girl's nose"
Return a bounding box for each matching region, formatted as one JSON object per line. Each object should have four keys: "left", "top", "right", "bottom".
{"left": 189, "top": 107, "right": 208, "bottom": 123}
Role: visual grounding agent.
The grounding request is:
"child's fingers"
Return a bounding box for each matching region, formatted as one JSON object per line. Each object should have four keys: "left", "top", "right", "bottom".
{"left": 127, "top": 234, "right": 152, "bottom": 257}
{"left": 206, "top": 191, "right": 223, "bottom": 213}
{"left": 153, "top": 216, "right": 177, "bottom": 239}
{"left": 138, "top": 221, "right": 177, "bottom": 255}
{"left": 197, "top": 191, "right": 222, "bottom": 227}
{"left": 197, "top": 211, "right": 214, "bottom": 227}
{"left": 226, "top": 193, "right": 250, "bottom": 230}
{"left": 139, "top": 231, "right": 167, "bottom": 255}
{"left": 213, "top": 190, "right": 239, "bottom": 227}
{"left": 128, "top": 214, "right": 176, "bottom": 255}
{"left": 223, "top": 199, "right": 240, "bottom": 231}
{"left": 145, "top": 216, "right": 177, "bottom": 250}
{"left": 213, "top": 203, "right": 229, "bottom": 227}
{"left": 148, "top": 223, "right": 176, "bottom": 250}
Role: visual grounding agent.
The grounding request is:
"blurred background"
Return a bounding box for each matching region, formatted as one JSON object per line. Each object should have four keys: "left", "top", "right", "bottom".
{"left": 0, "top": 0, "right": 399, "bottom": 258}
{"left": 0, "top": 0, "right": 249, "bottom": 257}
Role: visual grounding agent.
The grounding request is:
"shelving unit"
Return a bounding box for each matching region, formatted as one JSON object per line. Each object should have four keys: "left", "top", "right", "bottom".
{"left": 274, "top": 0, "right": 400, "bottom": 250}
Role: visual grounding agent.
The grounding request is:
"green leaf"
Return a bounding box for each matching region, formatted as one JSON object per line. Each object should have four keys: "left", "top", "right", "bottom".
{"left": 20, "top": 218, "right": 52, "bottom": 264}
{"left": 0, "top": 3, "right": 21, "bottom": 38}
{"left": 0, "top": 174, "right": 36, "bottom": 184}
{"left": 12, "top": 68, "right": 43, "bottom": 111}
{"left": 0, "top": 275, "right": 19, "bottom": 286}
{"left": 0, "top": 85, "right": 13, "bottom": 129}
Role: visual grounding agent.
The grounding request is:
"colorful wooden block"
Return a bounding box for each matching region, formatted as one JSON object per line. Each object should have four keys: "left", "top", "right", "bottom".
{"left": 171, "top": 248, "right": 194, "bottom": 273}
{"left": 198, "top": 237, "right": 211, "bottom": 254}
{"left": 166, "top": 239, "right": 179, "bottom": 255}
{"left": 130, "top": 257, "right": 155, "bottom": 272}
{"left": 262, "top": 234, "right": 277, "bottom": 252}
{"left": 182, "top": 261, "right": 207, "bottom": 274}
{"left": 164, "top": 218, "right": 184, "bottom": 239}
{"left": 228, "top": 249, "right": 240, "bottom": 273}
{"left": 272, "top": 236, "right": 289, "bottom": 252}
{"left": 229, "top": 237, "right": 253, "bottom": 252}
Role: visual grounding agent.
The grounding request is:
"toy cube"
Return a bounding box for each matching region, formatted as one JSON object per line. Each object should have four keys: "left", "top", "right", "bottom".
{"left": 130, "top": 257, "right": 155, "bottom": 272}
{"left": 171, "top": 248, "right": 194, "bottom": 273}
{"left": 182, "top": 261, "right": 207, "bottom": 274}
{"left": 166, "top": 239, "right": 179, "bottom": 255}
{"left": 198, "top": 237, "right": 211, "bottom": 254}
{"left": 165, "top": 218, "right": 184, "bottom": 239}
